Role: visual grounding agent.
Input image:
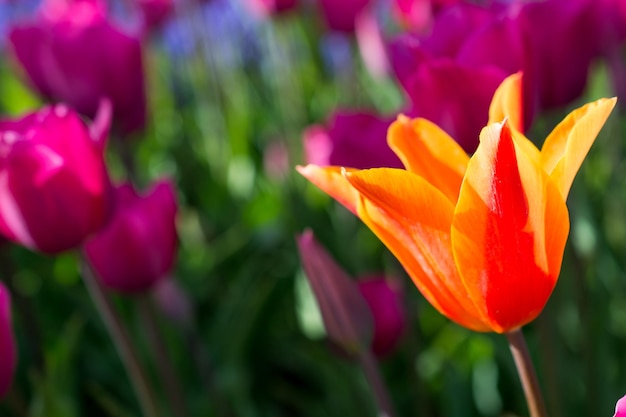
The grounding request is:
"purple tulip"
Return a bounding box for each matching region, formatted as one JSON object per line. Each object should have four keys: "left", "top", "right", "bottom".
{"left": 357, "top": 276, "right": 406, "bottom": 357}
{"left": 317, "top": 0, "right": 371, "bottom": 33}
{"left": 518, "top": 0, "right": 609, "bottom": 110}
{"left": 9, "top": 0, "right": 147, "bottom": 133}
{"left": 84, "top": 180, "right": 178, "bottom": 294}
{"left": 0, "top": 102, "right": 112, "bottom": 254}
{"left": 0, "top": 282, "right": 16, "bottom": 399}
{"left": 303, "top": 111, "right": 402, "bottom": 169}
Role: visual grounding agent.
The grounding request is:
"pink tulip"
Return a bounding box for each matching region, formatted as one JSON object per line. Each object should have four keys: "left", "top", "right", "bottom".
{"left": 0, "top": 102, "right": 112, "bottom": 254}
{"left": 615, "top": 394, "right": 626, "bottom": 417}
{"left": 9, "top": 0, "right": 146, "bottom": 133}
{"left": 357, "top": 276, "right": 406, "bottom": 357}
{"left": 243, "top": 0, "right": 298, "bottom": 17}
{"left": 0, "top": 282, "right": 16, "bottom": 399}
{"left": 84, "top": 180, "right": 178, "bottom": 294}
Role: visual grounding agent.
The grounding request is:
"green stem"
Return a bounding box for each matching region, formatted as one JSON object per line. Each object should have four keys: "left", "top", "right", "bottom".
{"left": 80, "top": 260, "right": 160, "bottom": 417}
{"left": 137, "top": 295, "right": 188, "bottom": 417}
{"left": 357, "top": 349, "right": 396, "bottom": 417}
{"left": 506, "top": 328, "right": 547, "bottom": 417}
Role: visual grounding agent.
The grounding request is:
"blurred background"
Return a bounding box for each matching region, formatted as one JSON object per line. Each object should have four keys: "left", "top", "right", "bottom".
{"left": 1, "top": 0, "right": 626, "bottom": 416}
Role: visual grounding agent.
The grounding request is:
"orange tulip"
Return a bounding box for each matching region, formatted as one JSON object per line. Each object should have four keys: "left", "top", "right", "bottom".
{"left": 297, "top": 73, "right": 616, "bottom": 333}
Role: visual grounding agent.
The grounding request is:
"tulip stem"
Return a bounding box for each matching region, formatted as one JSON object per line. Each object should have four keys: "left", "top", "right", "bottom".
{"left": 357, "top": 349, "right": 397, "bottom": 417}
{"left": 506, "top": 329, "right": 547, "bottom": 417}
{"left": 137, "top": 295, "right": 188, "bottom": 417}
{"left": 81, "top": 260, "right": 160, "bottom": 417}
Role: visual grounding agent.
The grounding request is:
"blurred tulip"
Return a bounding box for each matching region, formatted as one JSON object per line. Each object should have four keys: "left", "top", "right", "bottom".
{"left": 0, "top": 102, "right": 112, "bottom": 254}
{"left": 392, "top": 0, "right": 461, "bottom": 33}
{"left": 243, "top": 0, "right": 298, "bottom": 17}
{"left": 84, "top": 180, "right": 178, "bottom": 294}
{"left": 0, "top": 282, "right": 16, "bottom": 399}
{"left": 615, "top": 394, "right": 626, "bottom": 417}
{"left": 357, "top": 276, "right": 405, "bottom": 357}
{"left": 263, "top": 140, "right": 290, "bottom": 181}
{"left": 355, "top": 9, "right": 389, "bottom": 79}
{"left": 9, "top": 0, "right": 147, "bottom": 133}
{"left": 296, "top": 230, "right": 373, "bottom": 354}
{"left": 317, "top": 0, "right": 370, "bottom": 33}
{"left": 303, "top": 111, "right": 402, "bottom": 169}
{"left": 133, "top": 0, "right": 175, "bottom": 31}
{"left": 298, "top": 74, "right": 616, "bottom": 333}
{"left": 518, "top": 0, "right": 609, "bottom": 110}
{"left": 152, "top": 278, "right": 192, "bottom": 327}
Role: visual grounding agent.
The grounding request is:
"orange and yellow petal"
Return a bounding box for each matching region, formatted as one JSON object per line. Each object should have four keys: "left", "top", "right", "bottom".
{"left": 296, "top": 165, "right": 360, "bottom": 215}
{"left": 451, "top": 121, "right": 569, "bottom": 333}
{"left": 345, "top": 168, "right": 489, "bottom": 331}
{"left": 540, "top": 97, "right": 616, "bottom": 199}
{"left": 488, "top": 71, "right": 524, "bottom": 132}
{"left": 388, "top": 115, "right": 469, "bottom": 203}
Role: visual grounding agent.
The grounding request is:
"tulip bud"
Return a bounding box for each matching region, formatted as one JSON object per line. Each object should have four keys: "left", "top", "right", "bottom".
{"left": 296, "top": 230, "right": 373, "bottom": 354}
{"left": 84, "top": 180, "right": 177, "bottom": 294}
{"left": 0, "top": 103, "right": 112, "bottom": 254}
{"left": 357, "top": 276, "right": 406, "bottom": 357}
{"left": 0, "top": 282, "right": 16, "bottom": 398}
{"left": 615, "top": 395, "right": 626, "bottom": 417}
{"left": 8, "top": 0, "right": 147, "bottom": 133}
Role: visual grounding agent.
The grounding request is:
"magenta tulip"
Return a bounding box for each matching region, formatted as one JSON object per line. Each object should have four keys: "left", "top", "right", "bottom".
{"left": 9, "top": 0, "right": 146, "bottom": 133}
{"left": 0, "top": 102, "right": 112, "bottom": 254}
{"left": 0, "top": 282, "right": 16, "bottom": 399}
{"left": 317, "top": 0, "right": 371, "bottom": 33}
{"left": 303, "top": 111, "right": 402, "bottom": 169}
{"left": 133, "top": 0, "right": 175, "bottom": 31}
{"left": 357, "top": 276, "right": 406, "bottom": 357}
{"left": 84, "top": 180, "right": 178, "bottom": 294}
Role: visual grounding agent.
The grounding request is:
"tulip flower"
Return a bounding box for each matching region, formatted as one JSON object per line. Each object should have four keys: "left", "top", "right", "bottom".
{"left": 298, "top": 73, "right": 616, "bottom": 333}
{"left": 133, "top": 0, "right": 175, "bottom": 32}
{"left": 317, "top": 0, "right": 371, "bottom": 33}
{"left": 303, "top": 111, "right": 402, "bottom": 169}
{"left": 0, "top": 102, "right": 112, "bottom": 254}
{"left": 84, "top": 180, "right": 178, "bottom": 294}
{"left": 357, "top": 276, "right": 406, "bottom": 357}
{"left": 8, "top": 0, "right": 146, "bottom": 133}
{"left": 296, "top": 230, "right": 373, "bottom": 353}
{"left": 615, "top": 394, "right": 626, "bottom": 417}
{"left": 297, "top": 230, "right": 396, "bottom": 416}
{"left": 0, "top": 282, "right": 16, "bottom": 399}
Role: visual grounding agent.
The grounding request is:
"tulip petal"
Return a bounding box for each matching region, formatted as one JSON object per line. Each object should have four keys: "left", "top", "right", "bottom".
{"left": 388, "top": 115, "right": 468, "bottom": 203}
{"left": 345, "top": 168, "right": 489, "bottom": 331}
{"left": 296, "top": 165, "right": 360, "bottom": 215}
{"left": 541, "top": 97, "right": 617, "bottom": 199}
{"left": 488, "top": 71, "right": 524, "bottom": 132}
{"left": 452, "top": 121, "right": 569, "bottom": 333}
{"left": 486, "top": 72, "right": 543, "bottom": 165}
